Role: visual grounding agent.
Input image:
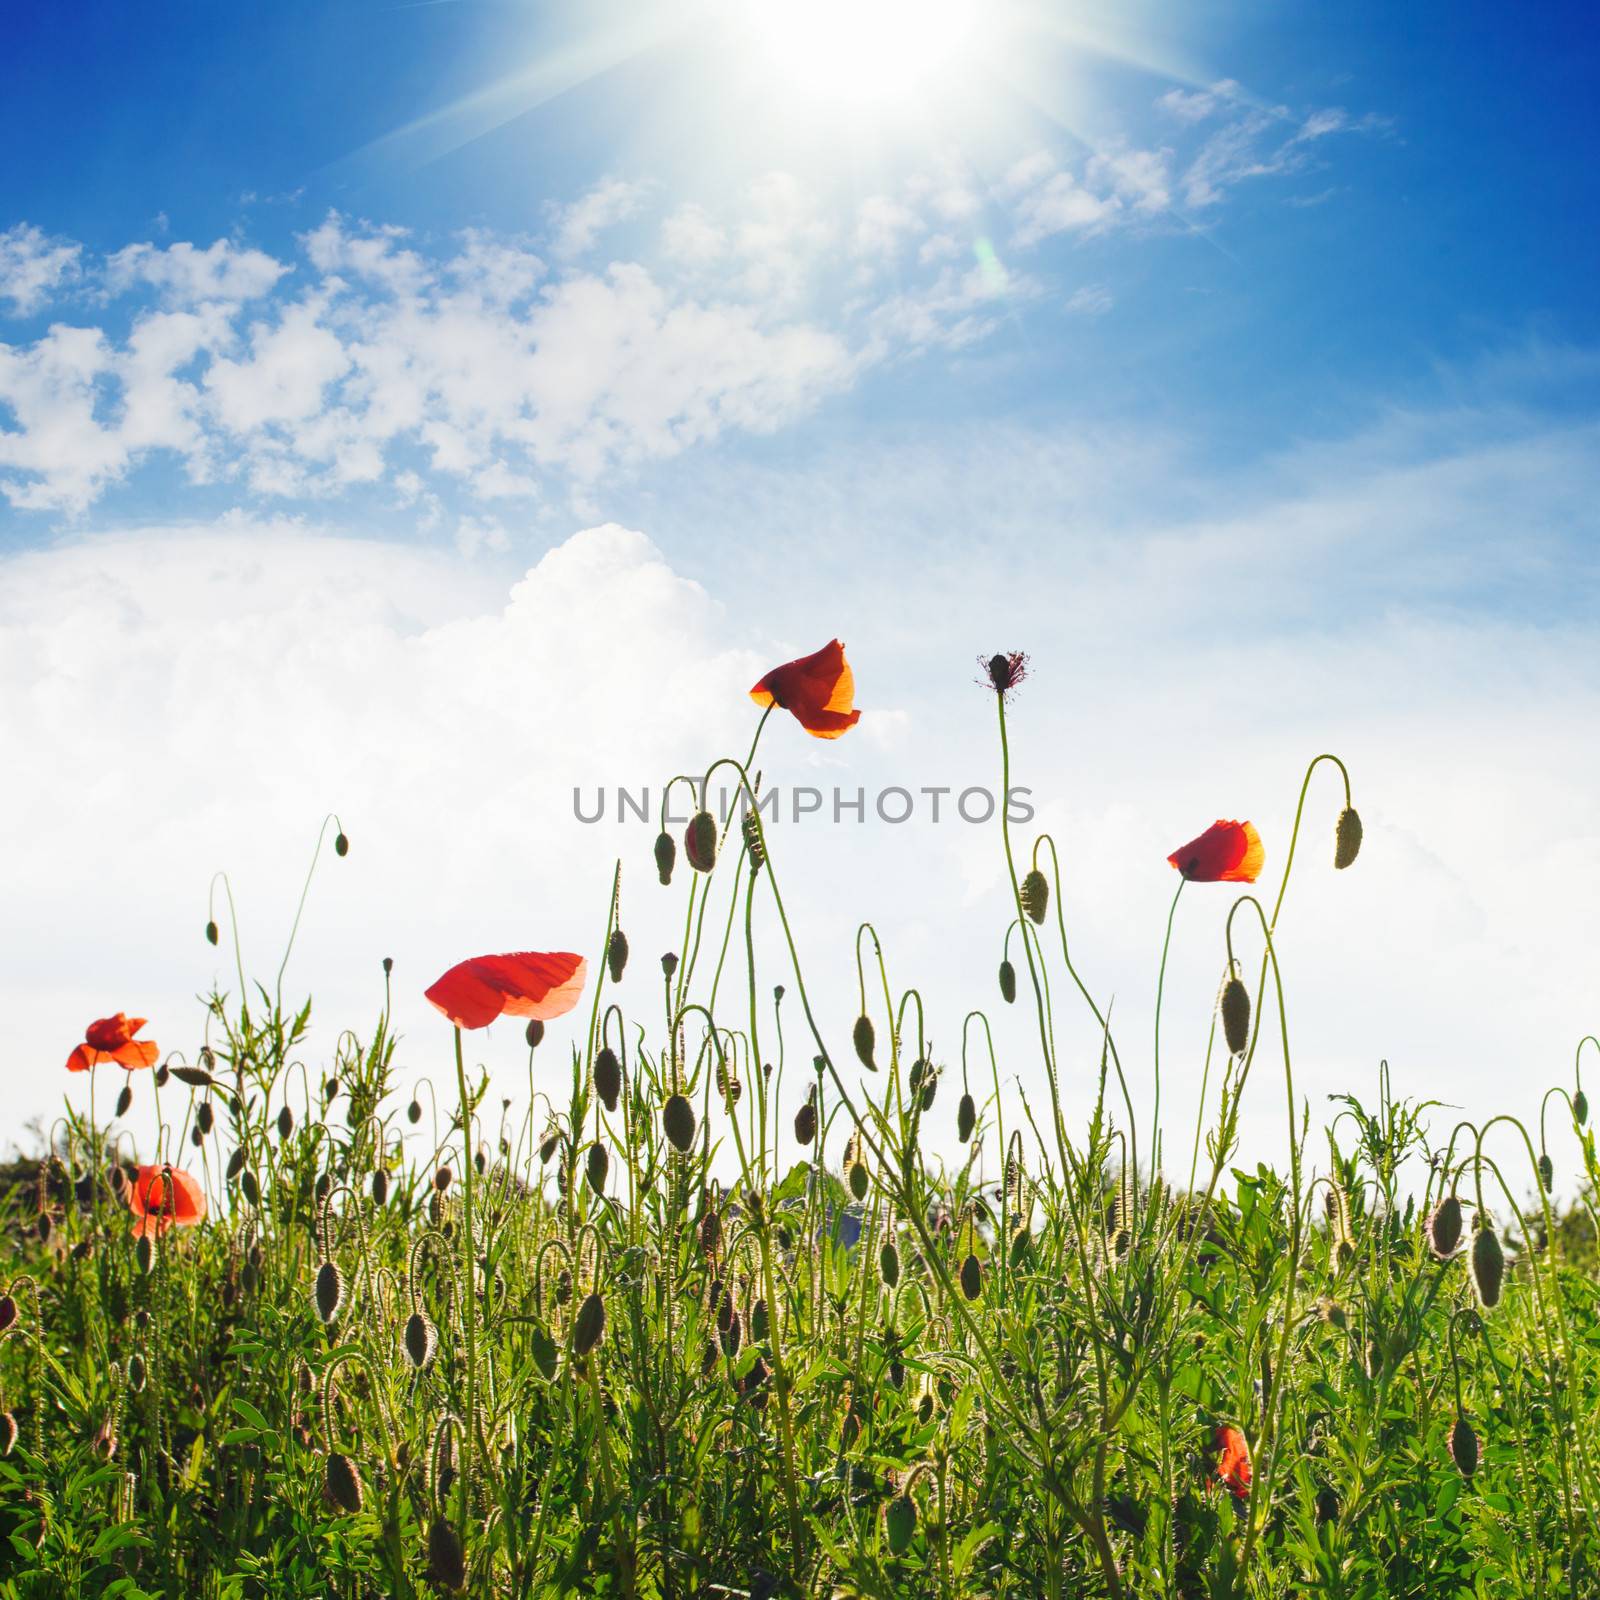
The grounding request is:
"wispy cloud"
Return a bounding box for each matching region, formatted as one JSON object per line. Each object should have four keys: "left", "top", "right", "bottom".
{"left": 0, "top": 224, "right": 82, "bottom": 316}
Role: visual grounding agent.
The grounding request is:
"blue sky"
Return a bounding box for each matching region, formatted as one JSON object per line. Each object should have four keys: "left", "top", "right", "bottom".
{"left": 2, "top": 1, "right": 1599, "bottom": 1170}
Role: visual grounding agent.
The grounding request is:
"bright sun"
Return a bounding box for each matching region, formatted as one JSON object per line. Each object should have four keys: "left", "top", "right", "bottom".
{"left": 751, "top": 0, "right": 979, "bottom": 105}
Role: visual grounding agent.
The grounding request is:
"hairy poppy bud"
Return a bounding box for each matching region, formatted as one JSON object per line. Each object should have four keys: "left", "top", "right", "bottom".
{"left": 325, "top": 1452, "right": 362, "bottom": 1513}
{"left": 1538, "top": 1153, "right": 1554, "bottom": 1192}
{"left": 852, "top": 1014, "right": 876, "bottom": 1071}
{"left": 127, "top": 1351, "right": 147, "bottom": 1392}
{"left": 663, "top": 1094, "right": 695, "bottom": 1153}
{"left": 1428, "top": 1193, "right": 1463, "bottom": 1259}
{"left": 205, "top": 919, "right": 219, "bottom": 946}
{"left": 407, "top": 1098, "right": 422, "bottom": 1124}
{"left": 1576, "top": 1089, "right": 1589, "bottom": 1126}
{"left": 1334, "top": 807, "right": 1362, "bottom": 870}
{"left": 277, "top": 1105, "right": 293, "bottom": 1140}
{"left": 879, "top": 1238, "right": 900, "bottom": 1288}
{"left": 794, "top": 1095, "right": 817, "bottom": 1146}
{"left": 654, "top": 830, "right": 676, "bottom": 886}
{"left": 241, "top": 1169, "right": 260, "bottom": 1207}
{"left": 573, "top": 1291, "right": 606, "bottom": 1356}
{"left": 1220, "top": 975, "right": 1251, "bottom": 1057}
{"left": 190, "top": 1124, "right": 204, "bottom": 1148}
{"left": 849, "top": 1160, "right": 870, "bottom": 1202}
{"left": 226, "top": 1147, "right": 245, "bottom": 1182}
{"left": 999, "top": 959, "right": 1016, "bottom": 1004}
{"left": 1450, "top": 1413, "right": 1479, "bottom": 1478}
{"left": 957, "top": 1091, "right": 976, "bottom": 1144}
{"left": 371, "top": 1167, "right": 389, "bottom": 1205}
{"left": 586, "top": 1142, "right": 609, "bottom": 1196}
{"left": 742, "top": 810, "right": 767, "bottom": 871}
{"left": 607, "top": 929, "right": 629, "bottom": 985}
{"left": 0, "top": 1296, "right": 15, "bottom": 1336}
{"left": 685, "top": 810, "right": 718, "bottom": 874}
{"left": 404, "top": 1310, "right": 438, "bottom": 1369}
{"left": 751, "top": 1296, "right": 769, "bottom": 1341}
{"left": 525, "top": 1019, "right": 544, "bottom": 1050}
{"left": 196, "top": 1101, "right": 214, "bottom": 1136}
{"left": 155, "top": 1062, "right": 170, "bottom": 1087}
{"left": 594, "top": 1047, "right": 622, "bottom": 1112}
{"left": 314, "top": 1261, "right": 344, "bottom": 1323}
{"left": 427, "top": 1515, "right": 467, "bottom": 1591}
{"left": 700, "top": 1210, "right": 722, "bottom": 1254}
{"left": 1471, "top": 1221, "right": 1504, "bottom": 1309}
{"left": 1020, "top": 869, "right": 1049, "bottom": 925}
{"left": 960, "top": 1253, "right": 983, "bottom": 1301}
{"left": 434, "top": 1166, "right": 453, "bottom": 1193}
{"left": 334, "top": 829, "right": 349, "bottom": 857}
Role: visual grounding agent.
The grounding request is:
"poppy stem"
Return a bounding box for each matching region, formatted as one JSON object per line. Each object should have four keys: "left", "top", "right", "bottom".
{"left": 1150, "top": 877, "right": 1185, "bottom": 1199}
{"left": 452, "top": 1025, "right": 477, "bottom": 1563}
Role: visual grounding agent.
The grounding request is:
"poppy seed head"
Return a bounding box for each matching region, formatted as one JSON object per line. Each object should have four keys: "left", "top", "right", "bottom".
{"left": 981, "top": 651, "right": 1029, "bottom": 699}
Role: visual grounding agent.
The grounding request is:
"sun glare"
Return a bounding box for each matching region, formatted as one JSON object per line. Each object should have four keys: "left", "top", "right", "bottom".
{"left": 752, "top": 0, "right": 979, "bottom": 105}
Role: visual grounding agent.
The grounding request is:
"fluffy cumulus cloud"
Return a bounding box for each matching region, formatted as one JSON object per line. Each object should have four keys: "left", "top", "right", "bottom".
{"left": 0, "top": 92, "right": 1380, "bottom": 520}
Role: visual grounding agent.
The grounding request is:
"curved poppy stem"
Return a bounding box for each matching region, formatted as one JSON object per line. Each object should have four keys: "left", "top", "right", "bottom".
{"left": 208, "top": 870, "right": 249, "bottom": 1020}
{"left": 274, "top": 813, "right": 345, "bottom": 1013}
{"left": 1150, "top": 877, "right": 1185, "bottom": 1194}
{"left": 452, "top": 1025, "right": 478, "bottom": 1559}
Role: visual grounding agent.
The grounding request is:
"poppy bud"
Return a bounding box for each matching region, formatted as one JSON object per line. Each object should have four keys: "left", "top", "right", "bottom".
{"left": 226, "top": 1147, "right": 245, "bottom": 1181}
{"left": 555, "top": 1268, "right": 573, "bottom": 1305}
{"left": 0, "top": 1413, "right": 15, "bottom": 1456}
{"left": 334, "top": 830, "right": 349, "bottom": 857}
{"left": 1428, "top": 1194, "right": 1463, "bottom": 1259}
{"left": 525, "top": 1019, "right": 545, "bottom": 1050}
{"left": 135, "top": 1234, "right": 153, "bottom": 1273}
{"left": 427, "top": 1515, "right": 467, "bottom": 1591}
{"left": 604, "top": 927, "right": 629, "bottom": 985}
{"left": 573, "top": 1291, "right": 606, "bottom": 1356}
{"left": 879, "top": 1239, "right": 900, "bottom": 1288}
{"left": 205, "top": 919, "right": 219, "bottom": 946}
{"left": 663, "top": 1094, "right": 696, "bottom": 1153}
{"left": 957, "top": 1092, "right": 976, "bottom": 1144}
{"left": 999, "top": 959, "right": 1016, "bottom": 1004}
{"left": 751, "top": 1296, "right": 769, "bottom": 1341}
{"left": 435, "top": 1166, "right": 453, "bottom": 1193}
{"left": 885, "top": 1492, "right": 917, "bottom": 1554}
{"left": 1450, "top": 1413, "right": 1479, "bottom": 1478}
{"left": 189, "top": 1124, "right": 203, "bottom": 1148}
{"left": 586, "top": 1142, "right": 609, "bottom": 1195}
{"left": 700, "top": 1210, "right": 722, "bottom": 1254}
{"left": 276, "top": 1105, "right": 293, "bottom": 1140}
{"left": 685, "top": 810, "right": 718, "bottom": 873}
{"left": 0, "top": 1297, "right": 14, "bottom": 1336}
{"left": 1333, "top": 807, "right": 1362, "bottom": 870}
{"left": 742, "top": 811, "right": 767, "bottom": 871}
{"left": 594, "top": 1047, "right": 622, "bottom": 1112}
{"left": 662, "top": 952, "right": 679, "bottom": 981}
{"left": 325, "top": 1452, "right": 362, "bottom": 1513}
{"left": 241, "top": 1169, "right": 260, "bottom": 1207}
{"left": 1576, "top": 1089, "right": 1589, "bottom": 1126}
{"left": 1471, "top": 1221, "right": 1504, "bottom": 1309}
{"left": 382, "top": 956, "right": 393, "bottom": 975}
{"left": 960, "top": 1253, "right": 983, "bottom": 1301}
{"left": 371, "top": 1168, "right": 389, "bottom": 1205}
{"left": 721, "top": 1311, "right": 742, "bottom": 1359}
{"left": 404, "top": 1310, "right": 438, "bottom": 1369}
{"left": 849, "top": 1161, "right": 869, "bottom": 1202}
{"left": 196, "top": 1101, "right": 214, "bottom": 1136}
{"left": 654, "top": 830, "right": 677, "bottom": 886}
{"left": 1539, "top": 1153, "right": 1554, "bottom": 1192}
{"left": 315, "top": 1172, "right": 333, "bottom": 1203}
{"left": 1220, "top": 976, "right": 1251, "bottom": 1057}
{"left": 1020, "top": 869, "right": 1049, "bottom": 925}
{"left": 407, "top": 1099, "right": 422, "bottom": 1125}
{"left": 127, "top": 1351, "right": 147, "bottom": 1392}
{"left": 155, "top": 1062, "right": 170, "bottom": 1087}
{"left": 852, "top": 1014, "right": 876, "bottom": 1071}
{"left": 314, "top": 1261, "right": 344, "bottom": 1323}
{"left": 794, "top": 1095, "right": 817, "bottom": 1146}
{"left": 539, "top": 1127, "right": 560, "bottom": 1164}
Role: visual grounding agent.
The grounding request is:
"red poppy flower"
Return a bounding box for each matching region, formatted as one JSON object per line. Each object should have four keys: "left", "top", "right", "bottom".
{"left": 1213, "top": 1424, "right": 1252, "bottom": 1500}
{"left": 749, "top": 639, "right": 861, "bottom": 740}
{"left": 65, "top": 1014, "right": 160, "bottom": 1073}
{"left": 1167, "top": 820, "right": 1264, "bottom": 884}
{"left": 126, "top": 1164, "right": 207, "bottom": 1238}
{"left": 425, "top": 951, "right": 588, "bottom": 1031}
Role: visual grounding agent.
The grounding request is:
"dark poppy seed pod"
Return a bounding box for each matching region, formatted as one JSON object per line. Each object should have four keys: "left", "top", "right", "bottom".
{"left": 879, "top": 1239, "right": 900, "bottom": 1288}
{"left": 0, "top": 1295, "right": 16, "bottom": 1336}
{"left": 1333, "top": 807, "right": 1362, "bottom": 870}
{"left": 586, "top": 1142, "right": 609, "bottom": 1196}
{"left": 407, "top": 1098, "right": 422, "bottom": 1125}
{"left": 999, "top": 959, "right": 1016, "bottom": 1004}
{"left": 525, "top": 1019, "right": 544, "bottom": 1050}
{"left": 326, "top": 1452, "right": 362, "bottom": 1513}
{"left": 594, "top": 1047, "right": 622, "bottom": 1112}
{"left": 196, "top": 1101, "right": 214, "bottom": 1136}
{"left": 573, "top": 1290, "right": 606, "bottom": 1356}
{"left": 115, "top": 1083, "right": 133, "bottom": 1118}
{"left": 654, "top": 829, "right": 677, "bottom": 886}
{"left": 334, "top": 830, "right": 349, "bottom": 857}
{"left": 382, "top": 955, "right": 393, "bottom": 974}
{"left": 1220, "top": 976, "right": 1251, "bottom": 1057}
{"left": 606, "top": 928, "right": 629, "bottom": 985}
{"left": 885, "top": 1492, "right": 918, "bottom": 1555}
{"left": 1429, "top": 1193, "right": 1463, "bottom": 1258}
{"left": 663, "top": 1093, "right": 695, "bottom": 1153}
{"left": 1576, "top": 1089, "right": 1589, "bottom": 1126}
{"left": 404, "top": 1310, "right": 438, "bottom": 1369}
{"left": 0, "top": 1412, "right": 15, "bottom": 1456}
{"left": 960, "top": 1253, "right": 983, "bottom": 1301}
{"left": 427, "top": 1515, "right": 467, "bottom": 1591}
{"left": 661, "top": 950, "right": 679, "bottom": 980}
{"left": 1471, "top": 1222, "right": 1505, "bottom": 1309}
{"left": 205, "top": 918, "right": 219, "bottom": 946}
{"left": 957, "top": 1091, "right": 977, "bottom": 1144}
{"left": 241, "top": 1169, "right": 260, "bottom": 1207}
{"left": 852, "top": 1014, "right": 876, "bottom": 1071}
{"left": 315, "top": 1261, "right": 344, "bottom": 1323}
{"left": 849, "top": 1161, "right": 870, "bottom": 1202}
{"left": 277, "top": 1105, "right": 294, "bottom": 1140}
{"left": 685, "top": 810, "right": 718, "bottom": 873}
{"left": 1450, "top": 1413, "right": 1479, "bottom": 1478}
{"left": 1020, "top": 868, "right": 1049, "bottom": 925}
{"left": 794, "top": 1095, "right": 817, "bottom": 1146}
{"left": 1539, "top": 1153, "right": 1554, "bottom": 1192}
{"left": 700, "top": 1209, "right": 722, "bottom": 1254}
{"left": 371, "top": 1167, "right": 389, "bottom": 1205}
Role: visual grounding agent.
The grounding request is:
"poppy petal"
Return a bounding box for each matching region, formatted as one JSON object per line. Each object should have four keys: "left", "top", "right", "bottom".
{"left": 425, "top": 952, "right": 588, "bottom": 1031}
{"left": 110, "top": 1040, "right": 160, "bottom": 1071}
{"left": 65, "top": 1044, "right": 99, "bottom": 1073}
{"left": 1167, "top": 820, "right": 1264, "bottom": 884}
{"left": 86, "top": 1014, "right": 143, "bottom": 1052}
{"left": 750, "top": 639, "right": 861, "bottom": 740}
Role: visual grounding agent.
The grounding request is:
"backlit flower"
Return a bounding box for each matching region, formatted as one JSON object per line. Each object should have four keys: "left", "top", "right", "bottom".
{"left": 749, "top": 639, "right": 860, "bottom": 739}
{"left": 1214, "top": 1423, "right": 1252, "bottom": 1500}
{"left": 127, "top": 1164, "right": 207, "bottom": 1238}
{"left": 424, "top": 951, "right": 588, "bottom": 1031}
{"left": 66, "top": 1014, "right": 159, "bottom": 1073}
{"left": 1167, "top": 820, "right": 1264, "bottom": 884}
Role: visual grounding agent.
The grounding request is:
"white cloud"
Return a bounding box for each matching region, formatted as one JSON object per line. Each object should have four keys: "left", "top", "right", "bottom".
{"left": 1156, "top": 78, "right": 1242, "bottom": 124}
{"left": 0, "top": 224, "right": 82, "bottom": 316}
{"left": 550, "top": 178, "right": 647, "bottom": 260}
{"left": 105, "top": 238, "right": 289, "bottom": 306}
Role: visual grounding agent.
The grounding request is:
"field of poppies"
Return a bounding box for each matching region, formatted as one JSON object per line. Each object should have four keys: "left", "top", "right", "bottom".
{"left": 3, "top": 643, "right": 1598, "bottom": 1599}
